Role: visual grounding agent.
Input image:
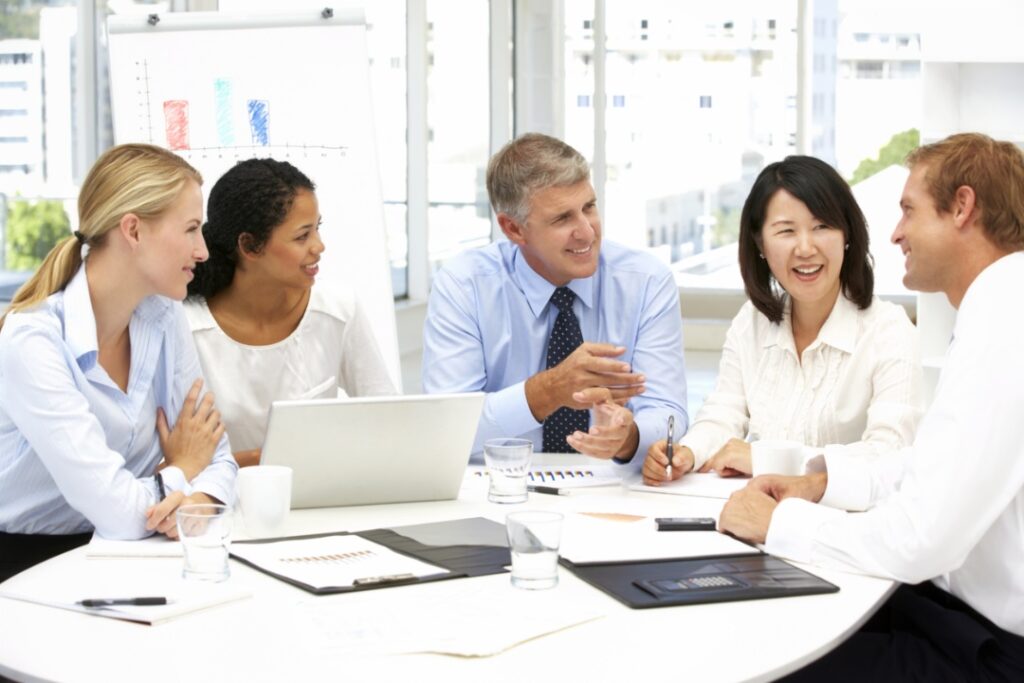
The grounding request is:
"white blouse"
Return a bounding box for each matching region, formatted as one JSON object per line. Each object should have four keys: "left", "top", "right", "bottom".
{"left": 185, "top": 286, "right": 396, "bottom": 453}
{"left": 681, "top": 294, "right": 923, "bottom": 469}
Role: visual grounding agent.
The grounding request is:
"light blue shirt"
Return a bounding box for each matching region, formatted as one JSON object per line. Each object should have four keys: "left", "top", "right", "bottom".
{"left": 0, "top": 266, "right": 237, "bottom": 537}
{"left": 423, "top": 240, "right": 688, "bottom": 465}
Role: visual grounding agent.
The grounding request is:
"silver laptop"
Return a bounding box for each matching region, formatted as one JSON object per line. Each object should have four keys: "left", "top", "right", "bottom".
{"left": 260, "top": 392, "right": 485, "bottom": 509}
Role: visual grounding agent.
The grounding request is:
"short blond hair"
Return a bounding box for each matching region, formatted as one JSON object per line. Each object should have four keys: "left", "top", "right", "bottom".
{"left": 1, "top": 144, "right": 201, "bottom": 329}
{"left": 906, "top": 133, "right": 1024, "bottom": 251}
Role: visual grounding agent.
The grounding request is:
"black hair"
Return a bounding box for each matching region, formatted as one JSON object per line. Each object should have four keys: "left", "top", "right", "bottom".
{"left": 738, "top": 155, "right": 874, "bottom": 323}
{"left": 187, "top": 158, "right": 315, "bottom": 300}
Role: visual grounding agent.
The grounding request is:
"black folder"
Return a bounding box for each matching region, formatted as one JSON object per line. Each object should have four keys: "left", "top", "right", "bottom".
{"left": 561, "top": 553, "right": 838, "bottom": 609}
{"left": 230, "top": 517, "right": 510, "bottom": 595}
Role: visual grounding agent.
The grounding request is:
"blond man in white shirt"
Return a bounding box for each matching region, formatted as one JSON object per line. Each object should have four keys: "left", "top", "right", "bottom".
{"left": 721, "top": 133, "right": 1024, "bottom": 681}
{"left": 643, "top": 155, "right": 922, "bottom": 484}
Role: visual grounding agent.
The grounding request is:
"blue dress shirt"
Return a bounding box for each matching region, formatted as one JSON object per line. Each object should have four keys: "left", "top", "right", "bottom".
{"left": 423, "top": 240, "right": 688, "bottom": 464}
{"left": 0, "top": 266, "right": 237, "bottom": 537}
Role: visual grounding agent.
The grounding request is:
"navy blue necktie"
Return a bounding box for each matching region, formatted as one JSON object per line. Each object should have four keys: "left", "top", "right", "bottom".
{"left": 542, "top": 287, "right": 590, "bottom": 453}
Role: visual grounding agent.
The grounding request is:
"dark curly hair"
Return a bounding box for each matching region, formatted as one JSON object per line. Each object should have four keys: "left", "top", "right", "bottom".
{"left": 738, "top": 155, "right": 874, "bottom": 323}
{"left": 187, "top": 158, "right": 315, "bottom": 300}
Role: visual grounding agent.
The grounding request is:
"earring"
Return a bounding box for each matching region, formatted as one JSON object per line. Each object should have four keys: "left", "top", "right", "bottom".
{"left": 758, "top": 253, "right": 765, "bottom": 260}
{"left": 844, "top": 243, "right": 850, "bottom": 251}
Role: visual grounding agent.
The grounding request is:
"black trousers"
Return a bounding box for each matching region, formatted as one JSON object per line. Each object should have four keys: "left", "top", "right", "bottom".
{"left": 781, "top": 582, "right": 1024, "bottom": 682}
{"left": 0, "top": 531, "right": 92, "bottom": 583}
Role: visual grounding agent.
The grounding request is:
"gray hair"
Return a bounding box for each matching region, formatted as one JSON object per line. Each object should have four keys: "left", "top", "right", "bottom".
{"left": 486, "top": 133, "right": 590, "bottom": 222}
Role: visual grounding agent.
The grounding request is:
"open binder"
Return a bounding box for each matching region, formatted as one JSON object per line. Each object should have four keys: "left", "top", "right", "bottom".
{"left": 561, "top": 553, "right": 839, "bottom": 609}
{"left": 230, "top": 517, "right": 510, "bottom": 595}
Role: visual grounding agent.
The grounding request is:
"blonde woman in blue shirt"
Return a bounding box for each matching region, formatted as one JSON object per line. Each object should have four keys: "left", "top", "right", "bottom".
{"left": 0, "top": 144, "right": 237, "bottom": 582}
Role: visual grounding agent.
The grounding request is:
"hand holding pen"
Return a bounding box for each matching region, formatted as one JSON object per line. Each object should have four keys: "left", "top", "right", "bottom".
{"left": 665, "top": 415, "right": 675, "bottom": 476}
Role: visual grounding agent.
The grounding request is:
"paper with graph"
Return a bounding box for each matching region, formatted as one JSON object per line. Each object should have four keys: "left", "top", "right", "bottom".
{"left": 230, "top": 535, "right": 447, "bottom": 590}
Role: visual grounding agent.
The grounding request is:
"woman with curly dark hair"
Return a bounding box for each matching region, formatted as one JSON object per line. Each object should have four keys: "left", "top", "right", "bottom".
{"left": 185, "top": 158, "right": 395, "bottom": 467}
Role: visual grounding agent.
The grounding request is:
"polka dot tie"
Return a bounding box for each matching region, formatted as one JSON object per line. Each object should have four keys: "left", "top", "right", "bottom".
{"left": 542, "top": 287, "right": 590, "bottom": 453}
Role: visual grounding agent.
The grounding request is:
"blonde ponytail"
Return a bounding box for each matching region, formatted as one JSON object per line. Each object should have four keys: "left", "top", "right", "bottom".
{"left": 0, "top": 144, "right": 200, "bottom": 331}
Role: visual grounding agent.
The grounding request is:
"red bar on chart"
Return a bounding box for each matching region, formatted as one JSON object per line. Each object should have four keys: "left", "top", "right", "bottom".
{"left": 163, "top": 100, "right": 190, "bottom": 150}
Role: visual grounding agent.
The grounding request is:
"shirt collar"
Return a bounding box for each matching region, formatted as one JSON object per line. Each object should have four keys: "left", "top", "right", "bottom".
{"left": 511, "top": 245, "right": 596, "bottom": 319}
{"left": 763, "top": 293, "right": 858, "bottom": 355}
{"left": 815, "top": 293, "right": 859, "bottom": 354}
{"left": 62, "top": 264, "right": 174, "bottom": 370}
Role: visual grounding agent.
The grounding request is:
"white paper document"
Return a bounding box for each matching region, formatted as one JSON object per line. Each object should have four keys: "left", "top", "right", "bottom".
{"left": 629, "top": 472, "right": 750, "bottom": 499}
{"left": 292, "top": 575, "right": 604, "bottom": 657}
{"left": 229, "top": 535, "right": 447, "bottom": 589}
{"left": 0, "top": 578, "right": 249, "bottom": 625}
{"left": 558, "top": 512, "right": 756, "bottom": 563}
{"left": 86, "top": 533, "right": 183, "bottom": 558}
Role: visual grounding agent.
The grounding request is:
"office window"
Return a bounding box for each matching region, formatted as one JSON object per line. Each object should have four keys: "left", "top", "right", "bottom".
{"left": 425, "top": 1, "right": 490, "bottom": 275}
{"left": 0, "top": 0, "right": 77, "bottom": 281}
{"left": 565, "top": 1, "right": 798, "bottom": 277}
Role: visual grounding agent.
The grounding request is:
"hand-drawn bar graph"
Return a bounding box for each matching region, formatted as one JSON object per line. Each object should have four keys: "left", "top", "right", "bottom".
{"left": 214, "top": 79, "right": 235, "bottom": 146}
{"left": 162, "top": 100, "right": 189, "bottom": 150}
{"left": 159, "top": 82, "right": 271, "bottom": 150}
{"left": 247, "top": 99, "right": 270, "bottom": 146}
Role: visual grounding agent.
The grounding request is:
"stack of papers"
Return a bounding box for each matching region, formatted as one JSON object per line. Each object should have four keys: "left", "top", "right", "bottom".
{"left": 291, "top": 576, "right": 604, "bottom": 657}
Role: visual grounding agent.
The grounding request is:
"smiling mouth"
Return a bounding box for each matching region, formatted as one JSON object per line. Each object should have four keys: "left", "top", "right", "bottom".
{"left": 302, "top": 262, "right": 320, "bottom": 275}
{"left": 567, "top": 245, "right": 592, "bottom": 255}
{"left": 793, "top": 265, "right": 822, "bottom": 275}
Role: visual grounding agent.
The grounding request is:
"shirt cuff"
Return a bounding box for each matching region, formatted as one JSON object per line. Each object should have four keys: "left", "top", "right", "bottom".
{"left": 819, "top": 449, "right": 874, "bottom": 511}
{"left": 765, "top": 498, "right": 846, "bottom": 563}
{"left": 485, "top": 381, "right": 543, "bottom": 438}
{"left": 158, "top": 466, "right": 189, "bottom": 496}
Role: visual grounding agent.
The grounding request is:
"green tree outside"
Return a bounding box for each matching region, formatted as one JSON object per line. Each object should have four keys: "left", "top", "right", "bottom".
{"left": 850, "top": 129, "right": 920, "bottom": 185}
{"left": 0, "top": 0, "right": 40, "bottom": 39}
{"left": 4, "top": 198, "right": 71, "bottom": 270}
{"left": 712, "top": 207, "right": 741, "bottom": 248}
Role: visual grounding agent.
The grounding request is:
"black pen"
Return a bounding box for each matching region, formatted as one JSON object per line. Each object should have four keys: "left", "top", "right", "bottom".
{"left": 78, "top": 597, "right": 168, "bottom": 608}
{"left": 155, "top": 471, "right": 166, "bottom": 502}
{"left": 665, "top": 415, "right": 675, "bottom": 476}
{"left": 528, "top": 485, "right": 568, "bottom": 496}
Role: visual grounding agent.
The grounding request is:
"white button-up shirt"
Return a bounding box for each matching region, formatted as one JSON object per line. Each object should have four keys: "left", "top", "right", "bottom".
{"left": 682, "top": 294, "right": 923, "bottom": 469}
{"left": 0, "top": 266, "right": 237, "bottom": 538}
{"left": 185, "top": 285, "right": 396, "bottom": 453}
{"left": 767, "top": 251, "right": 1024, "bottom": 637}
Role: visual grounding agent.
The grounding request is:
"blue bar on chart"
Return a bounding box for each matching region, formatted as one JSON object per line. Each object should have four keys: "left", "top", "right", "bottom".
{"left": 247, "top": 99, "right": 270, "bottom": 146}
{"left": 214, "top": 79, "right": 235, "bottom": 146}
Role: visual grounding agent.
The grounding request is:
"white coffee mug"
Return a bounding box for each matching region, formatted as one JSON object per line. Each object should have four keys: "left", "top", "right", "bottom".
{"left": 750, "top": 440, "right": 805, "bottom": 477}
{"left": 237, "top": 465, "right": 293, "bottom": 538}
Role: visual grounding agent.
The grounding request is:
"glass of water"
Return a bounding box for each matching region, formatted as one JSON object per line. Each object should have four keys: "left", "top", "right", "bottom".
{"left": 483, "top": 438, "right": 532, "bottom": 504}
{"left": 505, "top": 510, "right": 563, "bottom": 590}
{"left": 176, "top": 503, "right": 232, "bottom": 582}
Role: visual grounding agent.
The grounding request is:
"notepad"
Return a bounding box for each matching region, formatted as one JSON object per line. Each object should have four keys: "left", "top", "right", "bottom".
{"left": 629, "top": 472, "right": 750, "bottom": 499}
{"left": 470, "top": 465, "right": 622, "bottom": 491}
{"left": 229, "top": 535, "right": 447, "bottom": 590}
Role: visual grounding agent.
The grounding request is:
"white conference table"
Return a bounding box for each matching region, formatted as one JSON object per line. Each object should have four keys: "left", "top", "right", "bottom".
{"left": 0, "top": 460, "right": 894, "bottom": 683}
